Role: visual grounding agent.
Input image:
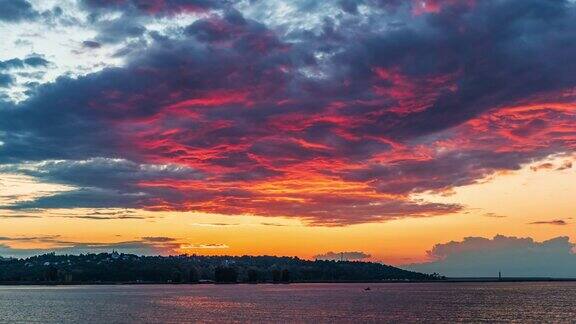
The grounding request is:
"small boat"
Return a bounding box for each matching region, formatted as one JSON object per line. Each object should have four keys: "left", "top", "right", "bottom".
{"left": 364, "top": 287, "right": 371, "bottom": 291}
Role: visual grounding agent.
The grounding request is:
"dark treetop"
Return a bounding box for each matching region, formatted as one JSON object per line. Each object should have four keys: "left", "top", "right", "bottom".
{"left": 0, "top": 253, "right": 436, "bottom": 284}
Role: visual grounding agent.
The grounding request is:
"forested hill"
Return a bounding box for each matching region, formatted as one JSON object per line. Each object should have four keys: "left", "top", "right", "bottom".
{"left": 0, "top": 253, "right": 437, "bottom": 283}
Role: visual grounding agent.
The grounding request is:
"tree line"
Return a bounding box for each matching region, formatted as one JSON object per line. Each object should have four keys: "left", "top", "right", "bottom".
{"left": 0, "top": 253, "right": 436, "bottom": 283}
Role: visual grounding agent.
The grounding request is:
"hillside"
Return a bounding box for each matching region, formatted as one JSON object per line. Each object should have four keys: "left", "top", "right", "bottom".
{"left": 0, "top": 253, "right": 436, "bottom": 283}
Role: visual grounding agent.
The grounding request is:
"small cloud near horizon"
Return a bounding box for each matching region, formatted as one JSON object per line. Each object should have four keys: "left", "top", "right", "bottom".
{"left": 483, "top": 212, "right": 507, "bottom": 218}
{"left": 529, "top": 220, "right": 568, "bottom": 226}
{"left": 314, "top": 251, "right": 371, "bottom": 261}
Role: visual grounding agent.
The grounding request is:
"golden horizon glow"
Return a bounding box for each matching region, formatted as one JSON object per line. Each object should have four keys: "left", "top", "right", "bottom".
{"left": 1, "top": 155, "right": 574, "bottom": 266}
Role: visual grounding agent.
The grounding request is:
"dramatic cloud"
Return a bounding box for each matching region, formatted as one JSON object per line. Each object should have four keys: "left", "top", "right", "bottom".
{"left": 0, "top": 159, "right": 202, "bottom": 210}
{"left": 0, "top": 0, "right": 574, "bottom": 225}
{"left": 314, "top": 251, "right": 371, "bottom": 261}
{"left": 0, "top": 74, "right": 14, "bottom": 88}
{"left": 79, "top": 0, "right": 224, "bottom": 16}
{"left": 0, "top": 56, "right": 50, "bottom": 71}
{"left": 409, "top": 235, "right": 576, "bottom": 277}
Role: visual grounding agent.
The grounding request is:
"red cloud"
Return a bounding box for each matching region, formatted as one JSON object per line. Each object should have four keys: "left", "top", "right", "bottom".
{"left": 412, "top": 0, "right": 476, "bottom": 15}
{"left": 163, "top": 90, "right": 251, "bottom": 110}
{"left": 3, "top": 0, "right": 576, "bottom": 225}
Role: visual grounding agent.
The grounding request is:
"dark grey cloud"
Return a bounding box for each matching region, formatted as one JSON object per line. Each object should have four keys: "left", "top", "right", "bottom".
{"left": 0, "top": 158, "right": 203, "bottom": 210}
{"left": 0, "top": 56, "right": 50, "bottom": 71}
{"left": 338, "top": 0, "right": 361, "bottom": 14}
{"left": 0, "top": 209, "right": 152, "bottom": 220}
{"left": 0, "top": 214, "right": 41, "bottom": 219}
{"left": 80, "top": 0, "right": 226, "bottom": 16}
{"left": 343, "top": 149, "right": 560, "bottom": 195}
{"left": 0, "top": 74, "right": 14, "bottom": 87}
{"left": 0, "top": 235, "right": 62, "bottom": 243}
{"left": 63, "top": 214, "right": 150, "bottom": 220}
{"left": 0, "top": 242, "right": 169, "bottom": 258}
{"left": 0, "top": 0, "right": 38, "bottom": 22}
{"left": 529, "top": 219, "right": 568, "bottom": 226}
{"left": 409, "top": 235, "right": 576, "bottom": 277}
{"left": 335, "top": 0, "right": 576, "bottom": 140}
{"left": 0, "top": 235, "right": 230, "bottom": 258}
{"left": 0, "top": 59, "right": 24, "bottom": 70}
{"left": 76, "top": 0, "right": 231, "bottom": 45}
{"left": 94, "top": 17, "right": 146, "bottom": 44}
{"left": 21, "top": 56, "right": 50, "bottom": 67}
{"left": 6, "top": 188, "right": 144, "bottom": 210}
{"left": 0, "top": 0, "right": 574, "bottom": 224}
{"left": 1, "top": 158, "right": 202, "bottom": 189}
{"left": 82, "top": 40, "right": 102, "bottom": 49}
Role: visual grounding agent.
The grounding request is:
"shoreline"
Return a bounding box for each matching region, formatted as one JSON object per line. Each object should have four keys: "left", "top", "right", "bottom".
{"left": 2, "top": 278, "right": 576, "bottom": 286}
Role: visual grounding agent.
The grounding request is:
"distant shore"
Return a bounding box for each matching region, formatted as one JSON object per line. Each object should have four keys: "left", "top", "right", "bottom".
{"left": 2, "top": 278, "right": 576, "bottom": 286}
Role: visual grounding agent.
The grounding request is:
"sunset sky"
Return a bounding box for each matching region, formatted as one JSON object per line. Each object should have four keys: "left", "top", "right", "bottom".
{"left": 0, "top": 0, "right": 575, "bottom": 275}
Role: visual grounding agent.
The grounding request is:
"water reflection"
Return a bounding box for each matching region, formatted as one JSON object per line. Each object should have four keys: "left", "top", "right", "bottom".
{"left": 1, "top": 283, "right": 575, "bottom": 322}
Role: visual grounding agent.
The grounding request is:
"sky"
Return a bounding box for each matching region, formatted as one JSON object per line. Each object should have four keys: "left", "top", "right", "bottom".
{"left": 0, "top": 0, "right": 575, "bottom": 277}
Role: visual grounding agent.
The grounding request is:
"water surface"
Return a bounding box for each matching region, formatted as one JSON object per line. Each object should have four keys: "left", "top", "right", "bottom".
{"left": 1, "top": 282, "right": 575, "bottom": 322}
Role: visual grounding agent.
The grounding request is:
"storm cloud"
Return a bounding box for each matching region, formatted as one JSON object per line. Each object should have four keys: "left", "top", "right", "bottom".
{"left": 0, "top": 0, "right": 574, "bottom": 225}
